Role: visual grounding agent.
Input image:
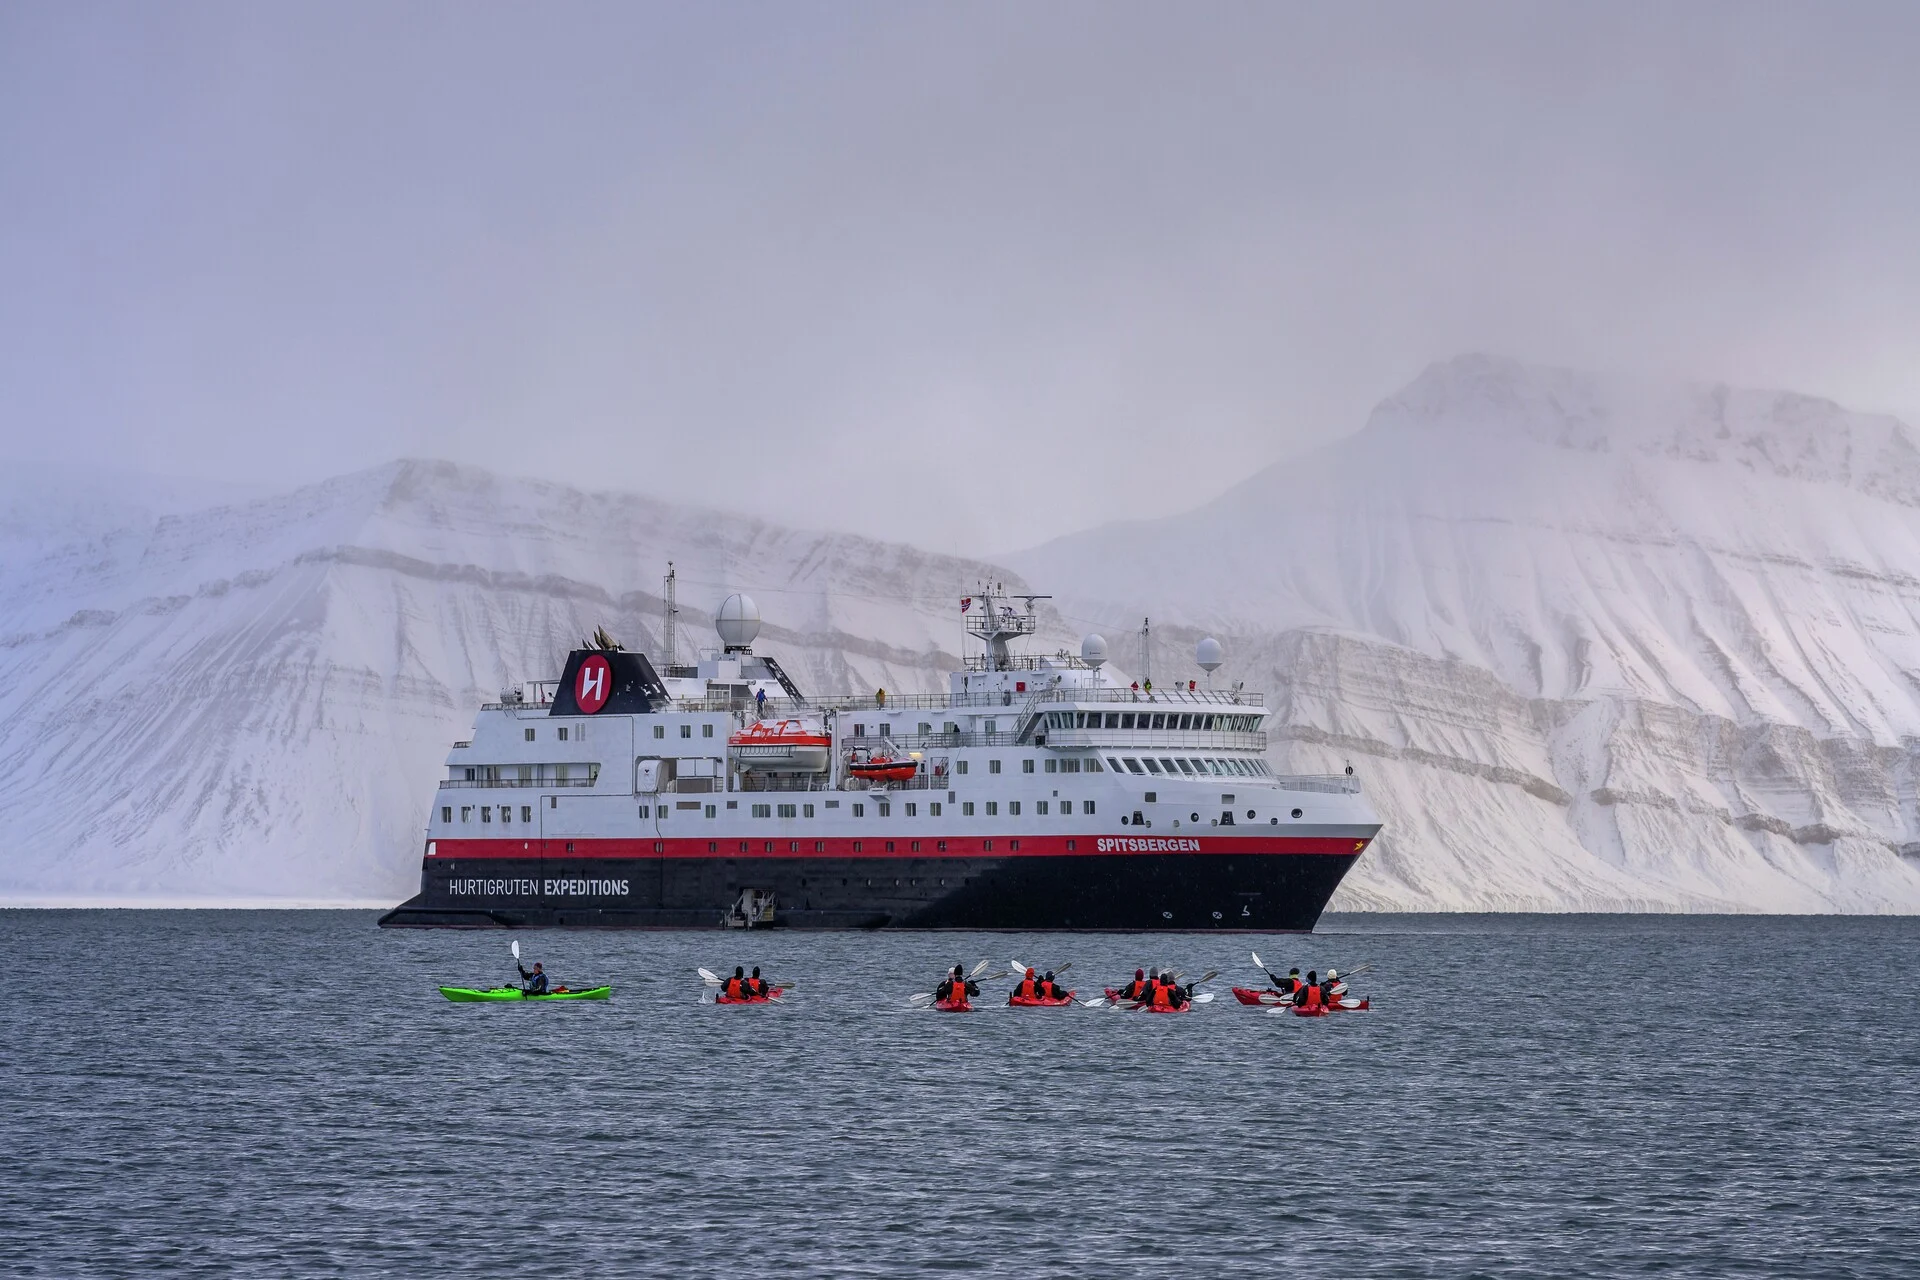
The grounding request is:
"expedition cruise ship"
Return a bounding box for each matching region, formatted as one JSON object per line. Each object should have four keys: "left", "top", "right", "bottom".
{"left": 379, "top": 582, "right": 1381, "bottom": 931}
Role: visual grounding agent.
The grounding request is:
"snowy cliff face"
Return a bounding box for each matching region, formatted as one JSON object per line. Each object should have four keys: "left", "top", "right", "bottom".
{"left": 1015, "top": 355, "right": 1920, "bottom": 911}
{"left": 0, "top": 460, "right": 1057, "bottom": 903}
{"left": 8, "top": 356, "right": 1920, "bottom": 910}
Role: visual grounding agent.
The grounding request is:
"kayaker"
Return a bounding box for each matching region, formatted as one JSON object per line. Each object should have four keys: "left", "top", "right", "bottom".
{"left": 747, "top": 967, "right": 769, "bottom": 998}
{"left": 936, "top": 965, "right": 978, "bottom": 1004}
{"left": 724, "top": 966, "right": 748, "bottom": 1000}
{"left": 1293, "top": 971, "right": 1324, "bottom": 1010}
{"left": 1120, "top": 969, "right": 1150, "bottom": 1001}
{"left": 517, "top": 960, "right": 549, "bottom": 996}
{"left": 1325, "top": 968, "right": 1346, "bottom": 1000}
{"left": 1283, "top": 968, "right": 1303, "bottom": 995}
{"left": 1039, "top": 971, "right": 1065, "bottom": 1000}
{"left": 1015, "top": 967, "right": 1040, "bottom": 1000}
{"left": 1147, "top": 976, "right": 1176, "bottom": 1010}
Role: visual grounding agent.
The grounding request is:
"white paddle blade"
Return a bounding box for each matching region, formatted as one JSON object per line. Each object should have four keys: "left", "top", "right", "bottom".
{"left": 697, "top": 967, "right": 723, "bottom": 986}
{"left": 511, "top": 940, "right": 521, "bottom": 960}
{"left": 970, "top": 959, "right": 992, "bottom": 978}
{"left": 1010, "top": 959, "right": 1026, "bottom": 975}
{"left": 1082, "top": 997, "right": 1107, "bottom": 1008}
{"left": 1257, "top": 993, "right": 1286, "bottom": 1005}
{"left": 1265, "top": 1005, "right": 1291, "bottom": 1015}
{"left": 1250, "top": 950, "right": 1263, "bottom": 971}
{"left": 1194, "top": 992, "right": 1215, "bottom": 1004}
{"left": 907, "top": 993, "right": 934, "bottom": 1006}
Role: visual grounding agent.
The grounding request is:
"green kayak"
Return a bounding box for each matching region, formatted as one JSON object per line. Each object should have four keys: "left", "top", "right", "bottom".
{"left": 438, "top": 985, "right": 612, "bottom": 1002}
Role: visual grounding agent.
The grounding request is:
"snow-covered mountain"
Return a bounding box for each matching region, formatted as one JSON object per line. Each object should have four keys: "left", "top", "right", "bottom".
{"left": 5, "top": 355, "right": 1919, "bottom": 910}
{"left": 0, "top": 460, "right": 1066, "bottom": 903}
{"left": 1016, "top": 354, "right": 1920, "bottom": 911}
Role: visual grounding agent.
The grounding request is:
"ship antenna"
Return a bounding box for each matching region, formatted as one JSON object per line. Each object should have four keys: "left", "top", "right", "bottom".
{"left": 663, "top": 562, "right": 679, "bottom": 670}
{"left": 1139, "top": 616, "right": 1151, "bottom": 688}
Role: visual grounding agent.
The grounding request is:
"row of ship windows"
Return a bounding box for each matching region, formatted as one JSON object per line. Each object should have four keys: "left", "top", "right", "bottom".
{"left": 954, "top": 758, "right": 1098, "bottom": 775}
{"left": 1049, "top": 711, "right": 1259, "bottom": 733}
{"left": 442, "top": 799, "right": 1095, "bottom": 824}
{"left": 1110, "top": 755, "right": 1271, "bottom": 778}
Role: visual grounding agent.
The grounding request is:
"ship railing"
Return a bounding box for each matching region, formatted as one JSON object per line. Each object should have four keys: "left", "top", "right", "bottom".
{"left": 668, "top": 685, "right": 1266, "bottom": 717}
{"left": 1272, "top": 774, "right": 1364, "bottom": 795}
{"left": 438, "top": 777, "right": 597, "bottom": 790}
{"left": 1040, "top": 729, "right": 1270, "bottom": 753}
{"left": 736, "top": 772, "right": 949, "bottom": 794}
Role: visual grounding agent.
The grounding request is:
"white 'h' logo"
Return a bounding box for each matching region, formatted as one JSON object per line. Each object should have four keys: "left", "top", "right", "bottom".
{"left": 580, "top": 666, "right": 605, "bottom": 701}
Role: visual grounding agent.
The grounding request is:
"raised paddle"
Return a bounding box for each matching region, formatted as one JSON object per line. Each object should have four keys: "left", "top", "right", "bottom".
{"left": 697, "top": 967, "right": 723, "bottom": 987}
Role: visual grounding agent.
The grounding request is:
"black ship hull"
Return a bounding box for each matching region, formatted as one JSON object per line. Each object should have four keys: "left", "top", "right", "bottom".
{"left": 379, "top": 840, "right": 1364, "bottom": 931}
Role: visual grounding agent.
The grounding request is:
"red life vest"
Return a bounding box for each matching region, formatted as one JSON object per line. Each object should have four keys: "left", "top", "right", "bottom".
{"left": 1304, "top": 984, "right": 1323, "bottom": 1009}
{"left": 1041, "top": 981, "right": 1060, "bottom": 1000}
{"left": 724, "top": 977, "right": 745, "bottom": 999}
{"left": 1151, "top": 983, "right": 1173, "bottom": 1009}
{"left": 1017, "top": 977, "right": 1038, "bottom": 999}
{"left": 747, "top": 978, "right": 766, "bottom": 997}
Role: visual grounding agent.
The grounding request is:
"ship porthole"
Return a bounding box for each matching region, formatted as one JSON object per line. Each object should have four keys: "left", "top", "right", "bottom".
{"left": 1291, "top": 808, "right": 1303, "bottom": 819}
{"left": 1247, "top": 810, "right": 1256, "bottom": 819}
{"left": 1161, "top": 911, "right": 1173, "bottom": 920}
{"left": 1212, "top": 911, "right": 1222, "bottom": 919}
{"left": 1190, "top": 812, "right": 1199, "bottom": 822}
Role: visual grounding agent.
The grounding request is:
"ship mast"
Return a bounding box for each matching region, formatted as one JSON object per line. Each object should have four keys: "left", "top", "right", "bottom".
{"left": 663, "top": 562, "right": 680, "bottom": 670}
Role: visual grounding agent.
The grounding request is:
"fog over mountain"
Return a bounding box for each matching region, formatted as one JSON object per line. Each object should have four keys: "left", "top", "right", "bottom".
{"left": 4, "top": 356, "right": 1917, "bottom": 910}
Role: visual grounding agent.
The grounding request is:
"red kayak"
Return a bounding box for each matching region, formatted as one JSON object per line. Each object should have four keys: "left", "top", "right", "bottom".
{"left": 714, "top": 989, "right": 785, "bottom": 1005}
{"left": 1103, "top": 987, "right": 1189, "bottom": 1013}
{"left": 932, "top": 997, "right": 973, "bottom": 1013}
{"left": 1008, "top": 992, "right": 1077, "bottom": 1008}
{"left": 1234, "top": 987, "right": 1369, "bottom": 1012}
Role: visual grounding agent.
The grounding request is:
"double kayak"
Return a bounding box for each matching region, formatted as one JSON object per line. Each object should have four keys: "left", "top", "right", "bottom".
{"left": 438, "top": 985, "right": 612, "bottom": 1002}
{"left": 932, "top": 998, "right": 973, "bottom": 1013}
{"left": 1008, "top": 992, "right": 1077, "bottom": 1008}
{"left": 714, "top": 990, "right": 785, "bottom": 1005}
{"left": 1104, "top": 987, "right": 1190, "bottom": 1013}
{"left": 1232, "top": 987, "right": 1369, "bottom": 1011}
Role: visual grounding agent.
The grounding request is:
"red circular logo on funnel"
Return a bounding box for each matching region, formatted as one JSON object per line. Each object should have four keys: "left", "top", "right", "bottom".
{"left": 575, "top": 654, "right": 612, "bottom": 714}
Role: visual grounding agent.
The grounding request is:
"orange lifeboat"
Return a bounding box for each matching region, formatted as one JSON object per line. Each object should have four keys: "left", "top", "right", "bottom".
{"left": 847, "top": 753, "right": 918, "bottom": 783}
{"left": 727, "top": 719, "right": 831, "bottom": 772}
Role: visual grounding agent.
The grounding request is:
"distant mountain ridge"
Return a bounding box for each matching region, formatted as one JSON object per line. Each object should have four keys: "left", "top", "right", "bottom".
{"left": 5, "top": 356, "right": 1919, "bottom": 911}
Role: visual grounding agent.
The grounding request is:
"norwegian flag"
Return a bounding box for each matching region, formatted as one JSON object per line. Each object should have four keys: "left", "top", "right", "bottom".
{"left": 960, "top": 597, "right": 972, "bottom": 613}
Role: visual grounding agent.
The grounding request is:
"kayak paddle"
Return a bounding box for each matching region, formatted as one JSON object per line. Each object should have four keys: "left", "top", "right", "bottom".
{"left": 697, "top": 967, "right": 723, "bottom": 986}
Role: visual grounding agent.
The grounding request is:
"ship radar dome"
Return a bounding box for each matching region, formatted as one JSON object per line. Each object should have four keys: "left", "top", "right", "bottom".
{"left": 716, "top": 593, "right": 762, "bottom": 651}
{"left": 1195, "top": 636, "right": 1224, "bottom": 673}
{"left": 1080, "top": 633, "right": 1108, "bottom": 668}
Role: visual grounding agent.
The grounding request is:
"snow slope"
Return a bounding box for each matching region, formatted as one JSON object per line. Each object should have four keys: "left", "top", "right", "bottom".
{"left": 0, "top": 460, "right": 1064, "bottom": 903}
{"left": 1015, "top": 355, "right": 1920, "bottom": 911}
{"left": 6, "top": 356, "right": 1920, "bottom": 910}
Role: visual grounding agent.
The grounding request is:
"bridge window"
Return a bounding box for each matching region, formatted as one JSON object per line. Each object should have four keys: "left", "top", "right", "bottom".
{"left": 1177, "top": 759, "right": 1195, "bottom": 775}
{"left": 1121, "top": 713, "right": 1136, "bottom": 729}
{"left": 1143, "top": 759, "right": 1162, "bottom": 775}
{"left": 1086, "top": 759, "right": 1103, "bottom": 773}
{"left": 1124, "top": 758, "right": 1144, "bottom": 774}
{"left": 1063, "top": 759, "right": 1081, "bottom": 774}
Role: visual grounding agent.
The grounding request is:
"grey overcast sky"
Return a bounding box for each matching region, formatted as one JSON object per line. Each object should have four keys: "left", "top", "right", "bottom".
{"left": 3, "top": 3, "right": 1918, "bottom": 553}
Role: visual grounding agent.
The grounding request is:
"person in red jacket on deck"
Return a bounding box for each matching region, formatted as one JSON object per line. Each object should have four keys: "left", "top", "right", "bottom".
{"left": 1015, "top": 967, "right": 1039, "bottom": 999}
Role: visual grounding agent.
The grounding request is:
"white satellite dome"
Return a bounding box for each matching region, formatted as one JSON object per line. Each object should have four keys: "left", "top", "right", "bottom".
{"left": 1195, "top": 636, "right": 1224, "bottom": 673}
{"left": 1080, "top": 633, "right": 1108, "bottom": 668}
{"left": 716, "top": 593, "right": 762, "bottom": 651}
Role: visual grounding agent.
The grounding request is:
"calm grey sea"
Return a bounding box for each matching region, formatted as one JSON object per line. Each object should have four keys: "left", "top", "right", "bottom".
{"left": 1, "top": 911, "right": 1913, "bottom": 1278}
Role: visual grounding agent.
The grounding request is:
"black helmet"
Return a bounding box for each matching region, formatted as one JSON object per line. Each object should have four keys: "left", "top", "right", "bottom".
{"left": 751, "top": 967, "right": 761, "bottom": 978}
{"left": 1306, "top": 970, "right": 1317, "bottom": 981}
{"left": 734, "top": 966, "right": 745, "bottom": 978}
{"left": 1045, "top": 971, "right": 1054, "bottom": 981}
{"left": 1289, "top": 968, "right": 1300, "bottom": 976}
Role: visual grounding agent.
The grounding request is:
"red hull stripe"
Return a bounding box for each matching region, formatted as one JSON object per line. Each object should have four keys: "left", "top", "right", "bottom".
{"left": 430, "top": 835, "right": 1371, "bottom": 861}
